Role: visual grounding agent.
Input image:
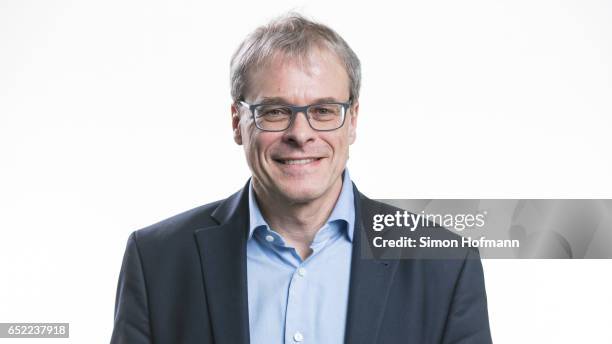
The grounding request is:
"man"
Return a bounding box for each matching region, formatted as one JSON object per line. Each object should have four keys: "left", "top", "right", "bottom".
{"left": 110, "top": 14, "right": 492, "bottom": 344}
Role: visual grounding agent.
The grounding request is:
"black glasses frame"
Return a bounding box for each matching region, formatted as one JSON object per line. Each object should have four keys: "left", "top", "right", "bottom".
{"left": 238, "top": 99, "right": 353, "bottom": 132}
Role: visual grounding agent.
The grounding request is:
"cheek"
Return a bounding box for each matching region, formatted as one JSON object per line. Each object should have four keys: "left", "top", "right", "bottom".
{"left": 245, "top": 132, "right": 277, "bottom": 162}
{"left": 324, "top": 134, "right": 350, "bottom": 159}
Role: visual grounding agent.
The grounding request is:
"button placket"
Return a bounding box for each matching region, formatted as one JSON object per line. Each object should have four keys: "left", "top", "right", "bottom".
{"left": 285, "top": 266, "right": 307, "bottom": 343}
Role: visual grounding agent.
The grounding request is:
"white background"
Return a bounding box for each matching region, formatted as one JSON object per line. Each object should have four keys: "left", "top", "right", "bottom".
{"left": 1, "top": 0, "right": 611, "bottom": 342}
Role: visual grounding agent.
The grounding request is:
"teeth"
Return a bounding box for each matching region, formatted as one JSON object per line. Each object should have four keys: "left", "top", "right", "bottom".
{"left": 281, "top": 158, "right": 316, "bottom": 165}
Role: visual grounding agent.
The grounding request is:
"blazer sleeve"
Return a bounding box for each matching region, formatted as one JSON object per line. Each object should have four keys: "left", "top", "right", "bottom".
{"left": 442, "top": 249, "right": 493, "bottom": 344}
{"left": 110, "top": 232, "right": 152, "bottom": 344}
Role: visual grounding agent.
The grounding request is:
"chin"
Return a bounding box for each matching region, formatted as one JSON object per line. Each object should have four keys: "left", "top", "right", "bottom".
{"left": 277, "top": 184, "right": 326, "bottom": 204}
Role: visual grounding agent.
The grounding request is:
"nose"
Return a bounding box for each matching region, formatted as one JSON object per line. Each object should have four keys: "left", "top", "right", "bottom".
{"left": 282, "top": 110, "right": 316, "bottom": 146}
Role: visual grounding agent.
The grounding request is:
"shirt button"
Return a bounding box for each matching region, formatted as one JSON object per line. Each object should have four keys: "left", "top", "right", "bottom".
{"left": 293, "top": 331, "right": 304, "bottom": 342}
{"left": 265, "top": 235, "right": 274, "bottom": 242}
{"left": 297, "top": 267, "right": 307, "bottom": 277}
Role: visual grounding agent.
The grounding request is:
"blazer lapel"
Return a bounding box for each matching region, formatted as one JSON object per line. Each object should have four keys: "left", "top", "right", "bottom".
{"left": 194, "top": 186, "right": 250, "bottom": 344}
{"left": 192, "top": 182, "right": 396, "bottom": 344}
{"left": 344, "top": 187, "right": 399, "bottom": 344}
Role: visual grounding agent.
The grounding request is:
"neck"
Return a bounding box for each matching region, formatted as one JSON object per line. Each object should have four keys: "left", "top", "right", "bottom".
{"left": 252, "top": 176, "right": 344, "bottom": 258}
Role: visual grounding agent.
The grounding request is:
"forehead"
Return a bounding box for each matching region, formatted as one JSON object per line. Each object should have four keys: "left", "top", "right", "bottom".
{"left": 245, "top": 48, "right": 350, "bottom": 103}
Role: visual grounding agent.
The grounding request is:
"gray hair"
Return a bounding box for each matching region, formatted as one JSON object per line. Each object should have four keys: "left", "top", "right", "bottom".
{"left": 230, "top": 13, "right": 361, "bottom": 102}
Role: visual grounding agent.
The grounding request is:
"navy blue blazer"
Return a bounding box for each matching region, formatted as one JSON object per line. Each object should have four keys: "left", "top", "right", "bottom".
{"left": 110, "top": 182, "right": 492, "bottom": 343}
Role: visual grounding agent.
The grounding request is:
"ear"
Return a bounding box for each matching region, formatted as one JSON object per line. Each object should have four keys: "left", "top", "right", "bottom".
{"left": 348, "top": 100, "right": 359, "bottom": 145}
{"left": 231, "top": 103, "right": 243, "bottom": 145}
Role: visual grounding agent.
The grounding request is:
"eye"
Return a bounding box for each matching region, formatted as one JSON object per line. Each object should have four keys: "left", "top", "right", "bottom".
{"left": 255, "top": 105, "right": 292, "bottom": 124}
{"left": 266, "top": 109, "right": 289, "bottom": 116}
{"left": 309, "top": 104, "right": 340, "bottom": 121}
{"left": 256, "top": 106, "right": 291, "bottom": 117}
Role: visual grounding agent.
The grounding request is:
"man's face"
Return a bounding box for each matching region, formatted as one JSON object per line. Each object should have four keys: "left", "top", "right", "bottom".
{"left": 232, "top": 48, "right": 359, "bottom": 204}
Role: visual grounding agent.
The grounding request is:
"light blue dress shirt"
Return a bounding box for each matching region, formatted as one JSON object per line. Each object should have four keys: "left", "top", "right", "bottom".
{"left": 246, "top": 170, "right": 355, "bottom": 344}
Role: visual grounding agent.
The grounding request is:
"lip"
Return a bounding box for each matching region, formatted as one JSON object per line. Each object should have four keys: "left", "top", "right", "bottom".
{"left": 273, "top": 157, "right": 324, "bottom": 166}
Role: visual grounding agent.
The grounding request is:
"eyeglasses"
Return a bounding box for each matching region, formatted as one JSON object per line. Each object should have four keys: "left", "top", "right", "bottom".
{"left": 238, "top": 99, "right": 352, "bottom": 132}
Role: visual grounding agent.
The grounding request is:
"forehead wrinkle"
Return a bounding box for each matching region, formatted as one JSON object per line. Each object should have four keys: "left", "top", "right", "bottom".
{"left": 244, "top": 46, "right": 348, "bottom": 100}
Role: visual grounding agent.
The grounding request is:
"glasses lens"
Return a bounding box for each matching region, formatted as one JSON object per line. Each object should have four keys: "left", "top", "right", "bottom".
{"left": 307, "top": 104, "right": 345, "bottom": 130}
{"left": 254, "top": 105, "right": 292, "bottom": 131}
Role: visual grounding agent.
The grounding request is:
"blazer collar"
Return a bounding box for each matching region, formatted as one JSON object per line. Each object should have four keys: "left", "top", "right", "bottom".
{"left": 193, "top": 181, "right": 397, "bottom": 344}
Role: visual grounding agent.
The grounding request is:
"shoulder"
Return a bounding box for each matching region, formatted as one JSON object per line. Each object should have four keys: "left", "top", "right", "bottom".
{"left": 115, "top": 193, "right": 241, "bottom": 305}
{"left": 124, "top": 200, "right": 221, "bottom": 259}
{"left": 126, "top": 182, "right": 248, "bottom": 255}
{"left": 133, "top": 200, "right": 222, "bottom": 241}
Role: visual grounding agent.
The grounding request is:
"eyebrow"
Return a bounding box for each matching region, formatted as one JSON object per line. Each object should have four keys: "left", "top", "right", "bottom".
{"left": 257, "top": 96, "right": 345, "bottom": 105}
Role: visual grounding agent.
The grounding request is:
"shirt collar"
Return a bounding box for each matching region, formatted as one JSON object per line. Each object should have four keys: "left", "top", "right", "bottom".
{"left": 248, "top": 169, "right": 355, "bottom": 242}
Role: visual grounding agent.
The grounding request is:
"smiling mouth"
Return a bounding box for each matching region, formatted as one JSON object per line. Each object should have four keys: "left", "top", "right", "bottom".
{"left": 274, "top": 158, "right": 323, "bottom": 165}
